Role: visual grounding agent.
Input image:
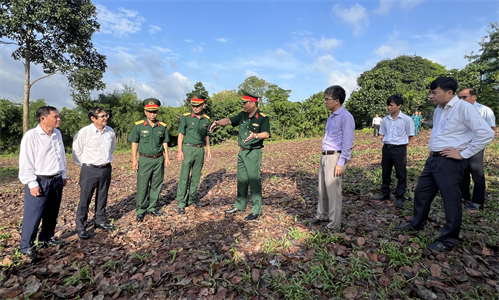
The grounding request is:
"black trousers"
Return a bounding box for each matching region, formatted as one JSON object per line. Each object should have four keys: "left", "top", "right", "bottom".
{"left": 380, "top": 145, "right": 407, "bottom": 200}
{"left": 76, "top": 164, "right": 112, "bottom": 231}
{"left": 373, "top": 125, "right": 380, "bottom": 136}
{"left": 409, "top": 156, "right": 468, "bottom": 248}
{"left": 461, "top": 149, "right": 485, "bottom": 204}
{"left": 21, "top": 176, "right": 63, "bottom": 253}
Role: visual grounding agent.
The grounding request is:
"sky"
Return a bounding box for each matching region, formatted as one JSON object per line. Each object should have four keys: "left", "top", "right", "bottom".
{"left": 1, "top": 0, "right": 498, "bottom": 109}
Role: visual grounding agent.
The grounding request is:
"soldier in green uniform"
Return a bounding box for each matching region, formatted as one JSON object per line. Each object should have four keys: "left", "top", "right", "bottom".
{"left": 176, "top": 94, "right": 212, "bottom": 215}
{"left": 129, "top": 98, "right": 171, "bottom": 222}
{"left": 209, "top": 90, "right": 271, "bottom": 221}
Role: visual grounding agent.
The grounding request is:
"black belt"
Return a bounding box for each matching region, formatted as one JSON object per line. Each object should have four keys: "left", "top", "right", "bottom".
{"left": 139, "top": 153, "right": 163, "bottom": 159}
{"left": 322, "top": 150, "right": 341, "bottom": 155}
{"left": 384, "top": 144, "right": 407, "bottom": 149}
{"left": 429, "top": 151, "right": 443, "bottom": 157}
{"left": 83, "top": 163, "right": 111, "bottom": 169}
{"left": 184, "top": 143, "right": 204, "bottom": 148}
{"left": 37, "top": 173, "right": 61, "bottom": 179}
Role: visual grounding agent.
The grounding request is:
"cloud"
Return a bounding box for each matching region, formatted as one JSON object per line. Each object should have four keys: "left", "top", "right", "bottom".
{"left": 373, "top": 30, "right": 409, "bottom": 59}
{"left": 314, "top": 37, "right": 343, "bottom": 52}
{"left": 288, "top": 36, "right": 343, "bottom": 55}
{"left": 184, "top": 39, "right": 194, "bottom": 43}
{"left": 151, "top": 46, "right": 172, "bottom": 53}
{"left": 244, "top": 69, "right": 260, "bottom": 78}
{"left": 149, "top": 25, "right": 162, "bottom": 35}
{"left": 278, "top": 73, "right": 296, "bottom": 79}
{"left": 331, "top": 3, "right": 369, "bottom": 36}
{"left": 96, "top": 5, "right": 145, "bottom": 37}
{"left": 191, "top": 46, "right": 203, "bottom": 53}
{"left": 292, "top": 30, "right": 313, "bottom": 35}
{"left": 374, "top": 0, "right": 425, "bottom": 14}
{"left": 327, "top": 70, "right": 359, "bottom": 100}
{"left": 215, "top": 38, "right": 229, "bottom": 43}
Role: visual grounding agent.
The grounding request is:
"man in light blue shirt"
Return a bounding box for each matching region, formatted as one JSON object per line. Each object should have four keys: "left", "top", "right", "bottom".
{"left": 458, "top": 88, "right": 496, "bottom": 211}
{"left": 307, "top": 85, "right": 355, "bottom": 231}
{"left": 374, "top": 95, "right": 415, "bottom": 208}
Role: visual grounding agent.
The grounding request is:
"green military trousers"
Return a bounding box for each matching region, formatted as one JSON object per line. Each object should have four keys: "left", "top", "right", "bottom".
{"left": 136, "top": 155, "right": 164, "bottom": 215}
{"left": 235, "top": 148, "right": 262, "bottom": 215}
{"left": 177, "top": 145, "right": 205, "bottom": 207}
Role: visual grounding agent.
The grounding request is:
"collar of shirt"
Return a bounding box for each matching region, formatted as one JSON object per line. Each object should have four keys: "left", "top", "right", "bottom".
{"left": 91, "top": 123, "right": 108, "bottom": 133}
{"left": 34, "top": 124, "right": 56, "bottom": 137}
{"left": 441, "top": 96, "right": 459, "bottom": 109}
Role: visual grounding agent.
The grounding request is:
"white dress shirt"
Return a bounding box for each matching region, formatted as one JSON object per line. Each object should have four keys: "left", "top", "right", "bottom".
{"left": 19, "top": 125, "right": 67, "bottom": 188}
{"left": 372, "top": 117, "right": 382, "bottom": 125}
{"left": 474, "top": 101, "right": 496, "bottom": 128}
{"left": 379, "top": 112, "right": 415, "bottom": 145}
{"left": 72, "top": 124, "right": 116, "bottom": 166}
{"left": 429, "top": 96, "right": 495, "bottom": 158}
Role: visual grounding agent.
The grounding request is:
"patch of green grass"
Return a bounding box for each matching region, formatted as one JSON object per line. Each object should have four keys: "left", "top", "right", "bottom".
{"left": 378, "top": 241, "right": 421, "bottom": 269}
{"left": 63, "top": 266, "right": 94, "bottom": 286}
{"left": 0, "top": 166, "right": 18, "bottom": 178}
{"left": 288, "top": 227, "right": 308, "bottom": 241}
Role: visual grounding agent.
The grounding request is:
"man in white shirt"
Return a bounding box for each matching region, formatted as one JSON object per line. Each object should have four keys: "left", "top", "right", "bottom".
{"left": 374, "top": 95, "right": 415, "bottom": 209}
{"left": 397, "top": 77, "right": 494, "bottom": 252}
{"left": 458, "top": 88, "right": 496, "bottom": 211}
{"left": 72, "top": 107, "right": 116, "bottom": 239}
{"left": 372, "top": 114, "right": 382, "bottom": 137}
{"left": 19, "top": 106, "right": 67, "bottom": 259}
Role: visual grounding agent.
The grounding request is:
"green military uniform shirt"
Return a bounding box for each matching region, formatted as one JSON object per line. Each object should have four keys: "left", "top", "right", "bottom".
{"left": 229, "top": 109, "right": 271, "bottom": 149}
{"left": 178, "top": 113, "right": 211, "bottom": 144}
{"left": 129, "top": 119, "right": 169, "bottom": 154}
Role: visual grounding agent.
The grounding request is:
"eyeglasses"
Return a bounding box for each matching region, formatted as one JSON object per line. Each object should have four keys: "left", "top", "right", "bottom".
{"left": 324, "top": 97, "right": 337, "bottom": 102}
{"left": 147, "top": 110, "right": 159, "bottom": 114}
{"left": 458, "top": 96, "right": 469, "bottom": 100}
{"left": 96, "top": 114, "right": 108, "bottom": 119}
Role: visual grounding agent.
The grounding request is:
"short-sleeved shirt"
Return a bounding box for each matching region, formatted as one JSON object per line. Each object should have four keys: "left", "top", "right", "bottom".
{"left": 229, "top": 109, "right": 271, "bottom": 149}
{"left": 178, "top": 112, "right": 211, "bottom": 145}
{"left": 129, "top": 119, "right": 169, "bottom": 155}
{"left": 474, "top": 101, "right": 496, "bottom": 128}
{"left": 379, "top": 112, "right": 415, "bottom": 145}
{"left": 372, "top": 117, "right": 382, "bottom": 125}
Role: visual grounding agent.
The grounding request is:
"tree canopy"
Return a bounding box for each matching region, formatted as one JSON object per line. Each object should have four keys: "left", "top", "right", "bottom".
{"left": 0, "top": 0, "right": 107, "bottom": 133}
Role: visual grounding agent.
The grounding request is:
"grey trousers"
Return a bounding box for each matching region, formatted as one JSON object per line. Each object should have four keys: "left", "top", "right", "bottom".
{"left": 317, "top": 153, "right": 343, "bottom": 229}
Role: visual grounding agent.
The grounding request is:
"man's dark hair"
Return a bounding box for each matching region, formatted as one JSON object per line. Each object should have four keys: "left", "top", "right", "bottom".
{"left": 429, "top": 77, "right": 458, "bottom": 94}
{"left": 36, "top": 106, "right": 58, "bottom": 121}
{"left": 386, "top": 95, "right": 404, "bottom": 106}
{"left": 88, "top": 107, "right": 106, "bottom": 121}
{"left": 465, "top": 88, "right": 477, "bottom": 96}
{"left": 324, "top": 85, "right": 346, "bottom": 104}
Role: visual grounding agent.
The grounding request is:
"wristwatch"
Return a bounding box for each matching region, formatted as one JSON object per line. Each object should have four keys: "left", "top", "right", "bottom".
{"left": 255, "top": 134, "right": 259, "bottom": 139}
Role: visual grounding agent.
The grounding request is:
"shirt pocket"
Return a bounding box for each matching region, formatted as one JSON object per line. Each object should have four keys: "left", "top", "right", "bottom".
{"left": 394, "top": 126, "right": 405, "bottom": 137}
{"left": 140, "top": 131, "right": 150, "bottom": 139}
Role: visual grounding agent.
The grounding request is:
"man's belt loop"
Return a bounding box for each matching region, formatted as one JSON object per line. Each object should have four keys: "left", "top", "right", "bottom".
{"left": 184, "top": 143, "right": 204, "bottom": 148}
{"left": 139, "top": 153, "right": 163, "bottom": 159}
{"left": 321, "top": 150, "right": 342, "bottom": 155}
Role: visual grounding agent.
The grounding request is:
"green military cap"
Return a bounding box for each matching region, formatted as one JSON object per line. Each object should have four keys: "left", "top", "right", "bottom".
{"left": 143, "top": 98, "right": 161, "bottom": 111}
{"left": 241, "top": 89, "right": 259, "bottom": 103}
{"left": 190, "top": 93, "right": 206, "bottom": 105}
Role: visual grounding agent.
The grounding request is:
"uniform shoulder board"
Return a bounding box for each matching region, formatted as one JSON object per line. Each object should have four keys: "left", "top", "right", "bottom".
{"left": 183, "top": 112, "right": 191, "bottom": 116}
{"left": 260, "top": 113, "right": 267, "bottom": 117}
{"left": 135, "top": 120, "right": 144, "bottom": 125}
{"left": 203, "top": 114, "right": 211, "bottom": 120}
{"left": 159, "top": 122, "right": 167, "bottom": 127}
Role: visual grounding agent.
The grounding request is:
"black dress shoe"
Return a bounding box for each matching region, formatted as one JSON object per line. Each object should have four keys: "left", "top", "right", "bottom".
{"left": 178, "top": 207, "right": 185, "bottom": 215}
{"left": 396, "top": 223, "right": 422, "bottom": 231}
{"left": 395, "top": 199, "right": 404, "bottom": 209}
{"left": 95, "top": 223, "right": 114, "bottom": 230}
{"left": 225, "top": 207, "right": 239, "bottom": 214}
{"left": 373, "top": 194, "right": 390, "bottom": 200}
{"left": 25, "top": 248, "right": 37, "bottom": 260}
{"left": 245, "top": 213, "right": 261, "bottom": 221}
{"left": 426, "top": 241, "right": 452, "bottom": 252}
{"left": 193, "top": 202, "right": 206, "bottom": 207}
{"left": 305, "top": 218, "right": 329, "bottom": 225}
{"left": 136, "top": 214, "right": 145, "bottom": 222}
{"left": 41, "top": 237, "right": 62, "bottom": 248}
{"left": 149, "top": 210, "right": 163, "bottom": 216}
{"left": 464, "top": 202, "right": 483, "bottom": 211}
{"left": 78, "top": 230, "right": 90, "bottom": 240}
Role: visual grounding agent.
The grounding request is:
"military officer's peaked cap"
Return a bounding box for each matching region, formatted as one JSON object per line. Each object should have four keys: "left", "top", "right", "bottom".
{"left": 143, "top": 98, "right": 161, "bottom": 111}
{"left": 241, "top": 89, "right": 259, "bottom": 103}
{"left": 190, "top": 93, "right": 206, "bottom": 105}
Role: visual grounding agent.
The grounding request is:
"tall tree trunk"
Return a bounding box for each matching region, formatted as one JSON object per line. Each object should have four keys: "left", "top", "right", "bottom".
{"left": 23, "top": 56, "right": 30, "bottom": 135}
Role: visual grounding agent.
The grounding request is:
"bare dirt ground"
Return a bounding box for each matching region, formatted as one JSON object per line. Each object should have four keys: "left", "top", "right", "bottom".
{"left": 0, "top": 129, "right": 498, "bottom": 299}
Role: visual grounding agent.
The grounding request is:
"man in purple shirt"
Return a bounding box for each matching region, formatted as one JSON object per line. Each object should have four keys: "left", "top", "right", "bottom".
{"left": 307, "top": 85, "right": 355, "bottom": 231}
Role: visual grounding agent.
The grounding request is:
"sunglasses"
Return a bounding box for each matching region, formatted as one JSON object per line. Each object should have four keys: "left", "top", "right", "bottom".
{"left": 458, "top": 96, "right": 469, "bottom": 100}
{"left": 192, "top": 104, "right": 203, "bottom": 108}
{"left": 147, "top": 110, "right": 159, "bottom": 114}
